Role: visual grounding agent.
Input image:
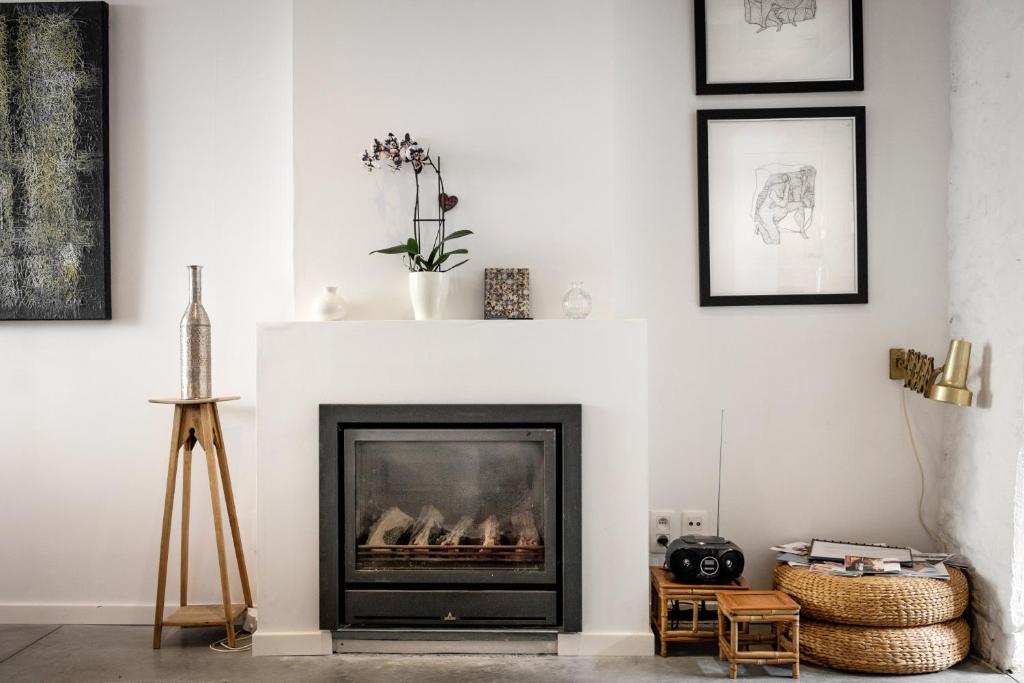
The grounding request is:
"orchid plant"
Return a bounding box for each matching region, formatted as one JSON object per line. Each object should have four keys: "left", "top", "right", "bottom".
{"left": 362, "top": 133, "right": 473, "bottom": 273}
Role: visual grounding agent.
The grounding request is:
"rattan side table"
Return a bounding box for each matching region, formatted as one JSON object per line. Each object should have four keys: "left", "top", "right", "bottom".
{"left": 717, "top": 590, "right": 801, "bottom": 679}
{"left": 650, "top": 566, "right": 751, "bottom": 656}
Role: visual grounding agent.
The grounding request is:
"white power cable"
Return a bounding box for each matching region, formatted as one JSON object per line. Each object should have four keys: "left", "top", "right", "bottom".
{"left": 900, "top": 387, "right": 941, "bottom": 547}
{"left": 209, "top": 630, "right": 252, "bottom": 653}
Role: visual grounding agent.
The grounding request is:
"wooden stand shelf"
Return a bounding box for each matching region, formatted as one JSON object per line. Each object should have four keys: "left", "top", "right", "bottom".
{"left": 650, "top": 566, "right": 751, "bottom": 656}
{"left": 163, "top": 604, "right": 247, "bottom": 627}
{"left": 149, "top": 396, "right": 252, "bottom": 648}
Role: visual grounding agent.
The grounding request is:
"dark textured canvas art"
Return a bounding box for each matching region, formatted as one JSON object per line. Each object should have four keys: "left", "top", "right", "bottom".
{"left": 0, "top": 2, "right": 109, "bottom": 320}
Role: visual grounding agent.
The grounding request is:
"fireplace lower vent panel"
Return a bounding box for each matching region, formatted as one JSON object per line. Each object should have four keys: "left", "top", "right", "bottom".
{"left": 345, "top": 590, "right": 558, "bottom": 627}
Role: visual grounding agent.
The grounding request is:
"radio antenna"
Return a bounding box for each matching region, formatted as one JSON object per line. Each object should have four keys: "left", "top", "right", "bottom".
{"left": 716, "top": 409, "right": 724, "bottom": 537}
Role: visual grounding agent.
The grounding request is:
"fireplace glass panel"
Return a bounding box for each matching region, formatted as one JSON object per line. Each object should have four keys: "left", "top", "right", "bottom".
{"left": 352, "top": 431, "right": 550, "bottom": 572}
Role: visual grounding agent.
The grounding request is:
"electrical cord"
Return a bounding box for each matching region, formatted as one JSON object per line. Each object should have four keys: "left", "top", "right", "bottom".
{"left": 209, "top": 630, "right": 252, "bottom": 653}
{"left": 900, "top": 387, "right": 941, "bottom": 547}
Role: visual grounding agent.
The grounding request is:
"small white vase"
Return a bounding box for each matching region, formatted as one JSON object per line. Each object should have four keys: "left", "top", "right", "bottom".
{"left": 311, "top": 286, "right": 347, "bottom": 321}
{"left": 408, "top": 272, "right": 449, "bottom": 320}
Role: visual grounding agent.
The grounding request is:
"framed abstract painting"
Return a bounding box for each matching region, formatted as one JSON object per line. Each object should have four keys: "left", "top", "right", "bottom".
{"left": 697, "top": 107, "right": 867, "bottom": 307}
{"left": 0, "top": 2, "right": 110, "bottom": 321}
{"left": 695, "top": 0, "right": 863, "bottom": 95}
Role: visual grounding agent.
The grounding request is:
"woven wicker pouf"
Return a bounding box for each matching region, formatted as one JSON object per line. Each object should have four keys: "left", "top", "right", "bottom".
{"left": 800, "top": 618, "right": 971, "bottom": 675}
{"left": 774, "top": 564, "right": 969, "bottom": 627}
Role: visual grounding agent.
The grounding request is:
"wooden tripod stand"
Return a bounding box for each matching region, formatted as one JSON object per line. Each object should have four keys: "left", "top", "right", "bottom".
{"left": 149, "top": 396, "right": 252, "bottom": 649}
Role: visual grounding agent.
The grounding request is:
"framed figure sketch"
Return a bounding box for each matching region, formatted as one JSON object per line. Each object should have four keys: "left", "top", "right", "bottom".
{"left": 697, "top": 107, "right": 867, "bottom": 307}
{"left": 695, "top": 0, "right": 863, "bottom": 94}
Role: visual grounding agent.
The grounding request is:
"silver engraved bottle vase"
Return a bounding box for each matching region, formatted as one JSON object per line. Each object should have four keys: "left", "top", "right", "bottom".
{"left": 180, "top": 265, "right": 212, "bottom": 399}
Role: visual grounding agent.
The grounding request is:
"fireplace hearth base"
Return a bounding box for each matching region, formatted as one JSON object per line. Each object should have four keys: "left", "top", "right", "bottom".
{"left": 332, "top": 628, "right": 558, "bottom": 655}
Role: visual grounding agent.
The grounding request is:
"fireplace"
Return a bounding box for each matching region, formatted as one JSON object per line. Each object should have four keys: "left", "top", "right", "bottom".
{"left": 319, "top": 404, "right": 581, "bottom": 633}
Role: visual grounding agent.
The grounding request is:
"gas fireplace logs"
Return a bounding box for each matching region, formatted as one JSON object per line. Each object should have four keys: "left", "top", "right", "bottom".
{"left": 367, "top": 508, "right": 542, "bottom": 548}
{"left": 439, "top": 515, "right": 474, "bottom": 546}
{"left": 410, "top": 506, "right": 445, "bottom": 546}
{"left": 478, "top": 515, "right": 501, "bottom": 547}
{"left": 511, "top": 509, "right": 540, "bottom": 546}
{"left": 365, "top": 506, "right": 414, "bottom": 546}
{"left": 358, "top": 507, "right": 544, "bottom": 567}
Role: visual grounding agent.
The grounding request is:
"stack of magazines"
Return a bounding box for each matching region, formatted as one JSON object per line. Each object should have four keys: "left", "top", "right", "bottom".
{"left": 770, "top": 540, "right": 967, "bottom": 580}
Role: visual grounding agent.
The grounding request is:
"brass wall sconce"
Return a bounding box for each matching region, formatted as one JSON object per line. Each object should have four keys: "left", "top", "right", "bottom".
{"left": 889, "top": 339, "right": 973, "bottom": 407}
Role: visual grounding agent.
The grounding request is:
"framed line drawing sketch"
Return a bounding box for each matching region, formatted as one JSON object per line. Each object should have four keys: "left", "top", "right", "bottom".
{"left": 697, "top": 107, "right": 867, "bottom": 307}
{"left": 695, "top": 0, "right": 863, "bottom": 95}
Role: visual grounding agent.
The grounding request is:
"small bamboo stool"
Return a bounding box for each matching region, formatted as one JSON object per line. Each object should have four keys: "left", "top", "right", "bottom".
{"left": 150, "top": 396, "right": 252, "bottom": 649}
{"left": 717, "top": 590, "right": 801, "bottom": 679}
{"left": 650, "top": 566, "right": 751, "bottom": 655}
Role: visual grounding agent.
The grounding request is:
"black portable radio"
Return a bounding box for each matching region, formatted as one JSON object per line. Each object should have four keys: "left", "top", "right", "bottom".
{"left": 665, "top": 534, "right": 745, "bottom": 583}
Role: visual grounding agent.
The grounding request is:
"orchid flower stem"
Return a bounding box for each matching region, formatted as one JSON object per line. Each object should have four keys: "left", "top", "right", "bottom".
{"left": 365, "top": 134, "right": 469, "bottom": 273}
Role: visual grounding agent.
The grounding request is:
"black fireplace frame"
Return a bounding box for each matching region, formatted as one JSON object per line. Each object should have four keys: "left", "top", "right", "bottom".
{"left": 319, "top": 404, "right": 582, "bottom": 632}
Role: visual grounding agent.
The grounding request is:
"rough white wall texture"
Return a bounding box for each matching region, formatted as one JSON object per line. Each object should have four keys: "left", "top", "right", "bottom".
{"left": 943, "top": 0, "right": 1024, "bottom": 670}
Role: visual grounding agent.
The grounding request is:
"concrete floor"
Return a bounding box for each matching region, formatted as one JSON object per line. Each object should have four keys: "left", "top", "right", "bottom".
{"left": 0, "top": 624, "right": 1012, "bottom": 683}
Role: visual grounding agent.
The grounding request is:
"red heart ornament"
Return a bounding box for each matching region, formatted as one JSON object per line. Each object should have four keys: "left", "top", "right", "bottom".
{"left": 440, "top": 193, "right": 458, "bottom": 211}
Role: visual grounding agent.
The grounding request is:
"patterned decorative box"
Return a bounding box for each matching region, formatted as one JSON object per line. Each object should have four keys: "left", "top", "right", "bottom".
{"left": 484, "top": 268, "right": 531, "bottom": 319}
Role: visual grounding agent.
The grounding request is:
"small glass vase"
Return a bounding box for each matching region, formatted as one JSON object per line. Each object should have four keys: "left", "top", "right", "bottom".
{"left": 561, "top": 281, "right": 592, "bottom": 319}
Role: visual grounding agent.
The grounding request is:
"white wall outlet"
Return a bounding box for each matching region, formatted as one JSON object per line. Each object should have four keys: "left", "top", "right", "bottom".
{"left": 681, "top": 509, "right": 709, "bottom": 535}
{"left": 650, "top": 509, "right": 676, "bottom": 553}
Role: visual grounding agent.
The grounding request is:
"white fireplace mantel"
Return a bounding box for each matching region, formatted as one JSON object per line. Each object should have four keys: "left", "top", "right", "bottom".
{"left": 254, "top": 320, "right": 650, "bottom": 656}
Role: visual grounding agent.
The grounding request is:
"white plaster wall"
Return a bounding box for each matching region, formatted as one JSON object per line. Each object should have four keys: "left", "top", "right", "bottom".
{"left": 942, "top": 0, "right": 1024, "bottom": 669}
{"left": 255, "top": 321, "right": 650, "bottom": 656}
{"left": 294, "top": 0, "right": 952, "bottom": 590}
{"left": 293, "top": 0, "right": 614, "bottom": 321}
{"left": 0, "top": 0, "right": 956, "bottom": 628}
{"left": 0, "top": 0, "right": 293, "bottom": 623}
{"left": 612, "top": 1, "right": 951, "bottom": 586}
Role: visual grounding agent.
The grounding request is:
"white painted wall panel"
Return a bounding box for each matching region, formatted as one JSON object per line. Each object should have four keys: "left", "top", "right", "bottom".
{"left": 0, "top": 0, "right": 293, "bottom": 622}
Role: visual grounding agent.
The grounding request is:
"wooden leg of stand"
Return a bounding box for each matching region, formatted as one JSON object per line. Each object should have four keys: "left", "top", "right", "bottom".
{"left": 179, "top": 438, "right": 193, "bottom": 607}
{"left": 659, "top": 596, "right": 668, "bottom": 656}
{"left": 153, "top": 406, "right": 183, "bottom": 649}
{"left": 201, "top": 405, "right": 236, "bottom": 648}
{"left": 211, "top": 405, "right": 253, "bottom": 607}
{"left": 792, "top": 620, "right": 800, "bottom": 678}
{"left": 730, "top": 618, "right": 739, "bottom": 679}
{"left": 718, "top": 608, "right": 724, "bottom": 660}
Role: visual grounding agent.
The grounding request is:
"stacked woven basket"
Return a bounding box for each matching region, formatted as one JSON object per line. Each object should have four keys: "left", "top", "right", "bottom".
{"left": 774, "top": 564, "right": 970, "bottom": 674}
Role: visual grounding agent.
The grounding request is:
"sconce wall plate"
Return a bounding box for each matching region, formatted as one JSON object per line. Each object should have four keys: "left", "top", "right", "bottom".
{"left": 889, "top": 348, "right": 907, "bottom": 380}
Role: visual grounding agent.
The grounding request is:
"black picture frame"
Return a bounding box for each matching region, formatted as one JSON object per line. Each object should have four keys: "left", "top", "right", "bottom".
{"left": 697, "top": 106, "right": 867, "bottom": 307}
{"left": 695, "top": 0, "right": 863, "bottom": 95}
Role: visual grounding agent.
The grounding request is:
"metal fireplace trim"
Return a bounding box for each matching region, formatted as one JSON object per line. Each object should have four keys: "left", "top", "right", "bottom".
{"left": 319, "top": 404, "right": 582, "bottom": 633}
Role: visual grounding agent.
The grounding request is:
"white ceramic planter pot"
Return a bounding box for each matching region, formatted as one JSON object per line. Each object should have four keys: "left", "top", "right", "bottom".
{"left": 408, "top": 272, "right": 449, "bottom": 320}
